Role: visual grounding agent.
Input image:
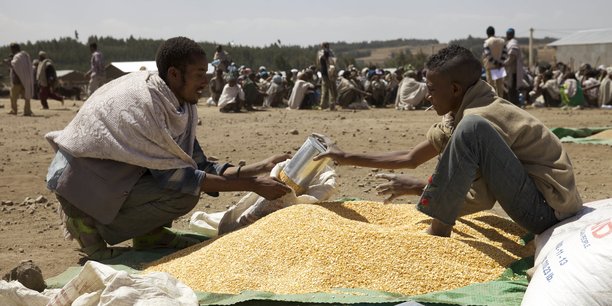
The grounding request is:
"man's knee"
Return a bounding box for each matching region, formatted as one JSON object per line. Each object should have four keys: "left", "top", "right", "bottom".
{"left": 165, "top": 194, "right": 199, "bottom": 216}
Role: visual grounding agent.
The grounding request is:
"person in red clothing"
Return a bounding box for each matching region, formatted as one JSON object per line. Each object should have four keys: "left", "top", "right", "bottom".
{"left": 36, "top": 51, "right": 64, "bottom": 109}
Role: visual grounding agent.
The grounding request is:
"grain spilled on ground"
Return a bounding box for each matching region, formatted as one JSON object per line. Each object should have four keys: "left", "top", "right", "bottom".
{"left": 146, "top": 201, "right": 533, "bottom": 295}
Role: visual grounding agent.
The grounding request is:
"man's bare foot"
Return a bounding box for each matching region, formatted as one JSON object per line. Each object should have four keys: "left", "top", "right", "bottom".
{"left": 426, "top": 218, "right": 453, "bottom": 237}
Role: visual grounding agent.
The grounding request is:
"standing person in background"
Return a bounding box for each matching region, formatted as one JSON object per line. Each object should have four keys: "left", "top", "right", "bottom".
{"left": 213, "top": 45, "right": 231, "bottom": 72}
{"left": 3, "top": 43, "right": 34, "bottom": 116}
{"left": 85, "top": 42, "right": 105, "bottom": 97}
{"left": 482, "top": 26, "right": 508, "bottom": 96}
{"left": 317, "top": 42, "right": 337, "bottom": 111}
{"left": 36, "top": 51, "right": 64, "bottom": 109}
{"left": 504, "top": 28, "right": 524, "bottom": 106}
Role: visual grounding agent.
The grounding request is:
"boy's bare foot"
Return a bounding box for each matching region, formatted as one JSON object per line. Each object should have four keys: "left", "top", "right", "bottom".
{"left": 426, "top": 218, "right": 453, "bottom": 237}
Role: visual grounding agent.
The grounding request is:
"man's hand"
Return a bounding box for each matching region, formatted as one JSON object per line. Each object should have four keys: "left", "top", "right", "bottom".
{"left": 252, "top": 176, "right": 292, "bottom": 200}
{"left": 375, "top": 173, "right": 426, "bottom": 203}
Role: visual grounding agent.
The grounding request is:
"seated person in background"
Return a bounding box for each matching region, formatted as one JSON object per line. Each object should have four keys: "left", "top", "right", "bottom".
{"left": 45, "top": 37, "right": 291, "bottom": 260}
{"left": 395, "top": 70, "right": 429, "bottom": 110}
{"left": 337, "top": 70, "right": 370, "bottom": 109}
{"left": 288, "top": 72, "right": 315, "bottom": 109}
{"left": 315, "top": 45, "right": 582, "bottom": 237}
{"left": 581, "top": 69, "right": 601, "bottom": 107}
{"left": 208, "top": 68, "right": 225, "bottom": 106}
{"left": 242, "top": 73, "right": 266, "bottom": 110}
{"left": 384, "top": 70, "right": 402, "bottom": 106}
{"left": 264, "top": 75, "right": 286, "bottom": 108}
{"left": 531, "top": 70, "right": 561, "bottom": 107}
{"left": 218, "top": 76, "right": 246, "bottom": 112}
{"left": 560, "top": 72, "right": 585, "bottom": 109}
{"left": 366, "top": 74, "right": 387, "bottom": 108}
{"left": 598, "top": 67, "right": 612, "bottom": 107}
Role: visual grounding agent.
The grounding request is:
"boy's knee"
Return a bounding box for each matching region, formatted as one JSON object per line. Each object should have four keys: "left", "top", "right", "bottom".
{"left": 455, "top": 115, "right": 494, "bottom": 137}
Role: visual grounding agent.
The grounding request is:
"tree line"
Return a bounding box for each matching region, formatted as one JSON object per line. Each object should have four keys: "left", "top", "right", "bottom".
{"left": 1, "top": 35, "right": 555, "bottom": 82}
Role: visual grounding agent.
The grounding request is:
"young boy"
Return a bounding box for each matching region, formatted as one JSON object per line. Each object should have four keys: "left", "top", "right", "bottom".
{"left": 315, "top": 45, "right": 582, "bottom": 237}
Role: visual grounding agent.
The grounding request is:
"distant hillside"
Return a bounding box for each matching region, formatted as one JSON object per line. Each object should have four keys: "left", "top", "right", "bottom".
{"left": 354, "top": 36, "right": 558, "bottom": 69}
{"left": 355, "top": 43, "right": 447, "bottom": 67}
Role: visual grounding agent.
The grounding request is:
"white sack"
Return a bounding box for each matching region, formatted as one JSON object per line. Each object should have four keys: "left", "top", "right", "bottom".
{"left": 521, "top": 198, "right": 612, "bottom": 305}
{"left": 190, "top": 159, "right": 336, "bottom": 236}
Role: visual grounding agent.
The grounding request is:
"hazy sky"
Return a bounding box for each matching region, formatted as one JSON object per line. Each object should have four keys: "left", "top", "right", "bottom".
{"left": 1, "top": 0, "right": 611, "bottom": 47}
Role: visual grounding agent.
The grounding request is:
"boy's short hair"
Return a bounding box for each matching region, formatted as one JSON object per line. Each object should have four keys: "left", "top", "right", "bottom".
{"left": 425, "top": 44, "right": 482, "bottom": 88}
{"left": 156, "top": 36, "right": 207, "bottom": 81}
{"left": 89, "top": 42, "right": 97, "bottom": 50}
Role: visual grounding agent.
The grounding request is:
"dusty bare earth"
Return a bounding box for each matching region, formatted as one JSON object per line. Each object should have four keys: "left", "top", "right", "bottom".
{"left": 0, "top": 97, "right": 611, "bottom": 282}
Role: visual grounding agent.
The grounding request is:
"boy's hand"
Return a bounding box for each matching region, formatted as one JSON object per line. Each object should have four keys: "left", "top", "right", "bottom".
{"left": 232, "top": 153, "right": 291, "bottom": 178}
{"left": 252, "top": 176, "right": 292, "bottom": 200}
{"left": 261, "top": 153, "right": 291, "bottom": 172}
{"left": 375, "top": 173, "right": 426, "bottom": 203}
{"left": 312, "top": 133, "right": 345, "bottom": 164}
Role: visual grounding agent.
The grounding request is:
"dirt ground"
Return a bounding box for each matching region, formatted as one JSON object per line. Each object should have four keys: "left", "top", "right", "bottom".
{"left": 0, "top": 97, "right": 611, "bottom": 282}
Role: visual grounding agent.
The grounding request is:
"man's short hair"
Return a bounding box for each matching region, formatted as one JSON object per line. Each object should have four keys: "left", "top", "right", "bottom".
{"left": 486, "top": 26, "right": 495, "bottom": 36}
{"left": 425, "top": 44, "right": 482, "bottom": 88}
{"left": 89, "top": 42, "right": 97, "bottom": 50}
{"left": 155, "top": 36, "right": 207, "bottom": 81}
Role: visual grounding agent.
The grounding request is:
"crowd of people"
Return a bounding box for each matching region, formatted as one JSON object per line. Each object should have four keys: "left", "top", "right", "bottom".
{"left": 529, "top": 61, "right": 612, "bottom": 109}
{"left": 206, "top": 42, "right": 433, "bottom": 112}
{"left": 483, "top": 26, "right": 612, "bottom": 109}
{"left": 4, "top": 34, "right": 610, "bottom": 117}
{"left": 206, "top": 32, "right": 612, "bottom": 113}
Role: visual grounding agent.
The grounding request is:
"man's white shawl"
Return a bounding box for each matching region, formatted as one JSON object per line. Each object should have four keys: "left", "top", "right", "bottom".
{"left": 45, "top": 71, "right": 198, "bottom": 170}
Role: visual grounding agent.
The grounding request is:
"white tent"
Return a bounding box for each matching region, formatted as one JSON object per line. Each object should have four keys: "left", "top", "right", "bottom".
{"left": 106, "top": 61, "right": 216, "bottom": 80}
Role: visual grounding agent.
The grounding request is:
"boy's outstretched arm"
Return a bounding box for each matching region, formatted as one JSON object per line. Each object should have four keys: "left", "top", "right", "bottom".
{"left": 314, "top": 136, "right": 438, "bottom": 170}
